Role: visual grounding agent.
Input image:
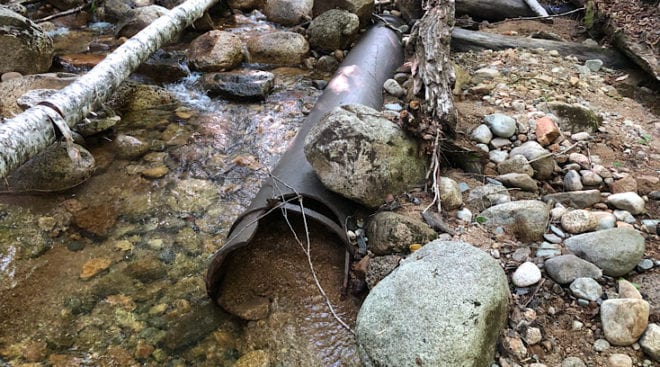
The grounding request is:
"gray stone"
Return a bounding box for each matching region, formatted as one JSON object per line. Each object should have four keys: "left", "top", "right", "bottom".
{"left": 263, "top": 0, "right": 313, "bottom": 25}
{"left": 304, "top": 104, "right": 426, "bottom": 207}
{"left": 564, "top": 170, "right": 584, "bottom": 192}
{"left": 568, "top": 153, "right": 591, "bottom": 169}
{"left": 312, "top": 0, "right": 374, "bottom": 26}
{"left": 489, "top": 150, "right": 509, "bottom": 164}
{"left": 543, "top": 190, "right": 602, "bottom": 209}
{"left": 509, "top": 141, "right": 554, "bottom": 180}
{"left": 200, "top": 70, "right": 275, "bottom": 100}
{"left": 571, "top": 132, "right": 591, "bottom": 141}
{"left": 564, "top": 228, "right": 645, "bottom": 277}
{"left": 543, "top": 233, "right": 563, "bottom": 244}
{"left": 607, "top": 354, "right": 632, "bottom": 367}
{"left": 593, "top": 338, "right": 610, "bottom": 352}
{"left": 607, "top": 192, "right": 646, "bottom": 215}
{"left": 307, "top": 9, "right": 360, "bottom": 51}
{"left": 471, "top": 124, "right": 493, "bottom": 144}
{"left": 365, "top": 255, "right": 402, "bottom": 289}
{"left": 544, "top": 255, "right": 602, "bottom": 284}
{"left": 561, "top": 209, "right": 598, "bottom": 234}
{"left": 457, "top": 208, "right": 472, "bottom": 222}
{"left": 585, "top": 59, "right": 603, "bottom": 72}
{"left": 581, "top": 170, "right": 603, "bottom": 186}
{"left": 0, "top": 7, "right": 53, "bottom": 75}
{"left": 248, "top": 31, "right": 310, "bottom": 65}
{"left": 592, "top": 211, "right": 617, "bottom": 230}
{"left": 639, "top": 323, "right": 659, "bottom": 362}
{"left": 316, "top": 55, "right": 338, "bottom": 72}
{"left": 478, "top": 200, "right": 549, "bottom": 241}
{"left": 472, "top": 67, "right": 500, "bottom": 83}
{"left": 570, "top": 277, "right": 602, "bottom": 301}
{"left": 536, "top": 242, "right": 562, "bottom": 258}
{"left": 490, "top": 138, "right": 512, "bottom": 149}
{"left": 188, "top": 30, "right": 244, "bottom": 72}
{"left": 356, "top": 241, "right": 509, "bottom": 367}
{"left": 561, "top": 356, "right": 586, "bottom": 367}
{"left": 496, "top": 173, "right": 538, "bottom": 192}
{"left": 383, "top": 78, "right": 405, "bottom": 98}
{"left": 484, "top": 113, "right": 517, "bottom": 138}
{"left": 467, "top": 184, "right": 511, "bottom": 211}
{"left": 614, "top": 210, "right": 636, "bottom": 224}
{"left": 601, "top": 299, "right": 650, "bottom": 346}
{"left": 439, "top": 176, "right": 463, "bottom": 210}
{"left": 366, "top": 211, "right": 437, "bottom": 255}
{"left": 512, "top": 262, "right": 542, "bottom": 287}
{"left": 498, "top": 155, "right": 534, "bottom": 176}
{"left": 637, "top": 258, "right": 655, "bottom": 271}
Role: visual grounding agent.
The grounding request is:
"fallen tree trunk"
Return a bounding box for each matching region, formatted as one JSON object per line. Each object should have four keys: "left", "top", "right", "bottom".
{"left": 456, "top": 0, "right": 536, "bottom": 20}
{"left": 0, "top": 0, "right": 217, "bottom": 178}
{"left": 451, "top": 27, "right": 633, "bottom": 69}
{"left": 522, "top": 0, "right": 549, "bottom": 17}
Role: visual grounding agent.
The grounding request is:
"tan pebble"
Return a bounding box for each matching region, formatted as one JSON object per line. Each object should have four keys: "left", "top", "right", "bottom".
{"left": 80, "top": 258, "right": 112, "bottom": 279}
{"left": 141, "top": 166, "right": 169, "bottom": 179}
{"left": 617, "top": 279, "right": 642, "bottom": 299}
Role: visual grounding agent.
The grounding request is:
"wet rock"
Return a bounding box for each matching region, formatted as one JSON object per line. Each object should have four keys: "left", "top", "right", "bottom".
{"left": 165, "top": 178, "right": 219, "bottom": 215}
{"left": 383, "top": 78, "right": 405, "bottom": 98}
{"left": 535, "top": 116, "right": 560, "bottom": 146}
{"left": 543, "top": 190, "right": 602, "bottom": 209}
{"left": 544, "top": 254, "right": 602, "bottom": 284}
{"left": 304, "top": 104, "right": 426, "bottom": 207}
{"left": 80, "top": 258, "right": 112, "bottom": 280}
{"left": 115, "top": 134, "right": 150, "bottom": 159}
{"left": 484, "top": 113, "right": 517, "bottom": 138}
{"left": 136, "top": 49, "right": 189, "bottom": 84}
{"left": 365, "top": 255, "right": 401, "bottom": 289}
{"left": 227, "top": 0, "right": 263, "bottom": 10}
{"left": 640, "top": 323, "right": 659, "bottom": 361}
{"left": 73, "top": 203, "right": 118, "bottom": 238}
{"left": 356, "top": 241, "right": 509, "bottom": 367}
{"left": 0, "top": 7, "right": 53, "bottom": 74}
{"left": 307, "top": 9, "right": 359, "bottom": 51}
{"left": 74, "top": 115, "right": 120, "bottom": 137}
{"left": 117, "top": 5, "right": 168, "bottom": 38}
{"left": 134, "top": 340, "right": 155, "bottom": 360}
{"left": 108, "top": 81, "right": 179, "bottom": 115}
{"left": 439, "top": 176, "right": 463, "bottom": 210}
{"left": 512, "top": 261, "right": 542, "bottom": 287}
{"left": 2, "top": 142, "right": 95, "bottom": 193}
{"left": 564, "top": 228, "right": 645, "bottom": 277}
{"left": 467, "top": 183, "right": 511, "bottom": 210}
{"left": 162, "top": 300, "right": 230, "bottom": 350}
{"left": 496, "top": 173, "right": 538, "bottom": 192}
{"left": 601, "top": 299, "right": 650, "bottom": 346}
{"left": 561, "top": 209, "right": 598, "bottom": 234}
{"left": 498, "top": 155, "right": 534, "bottom": 176}
{"left": 564, "top": 170, "right": 584, "bottom": 192}
{"left": 201, "top": 70, "right": 275, "bottom": 100}
{"left": 312, "top": 0, "right": 374, "bottom": 26}
{"left": 315, "top": 55, "right": 338, "bottom": 72}
{"left": 607, "top": 192, "right": 646, "bottom": 215}
{"left": 547, "top": 101, "right": 602, "bottom": 133}
{"left": 478, "top": 200, "right": 549, "bottom": 241}
{"left": 234, "top": 350, "right": 270, "bottom": 367}
{"left": 570, "top": 277, "right": 602, "bottom": 301}
{"left": 509, "top": 141, "right": 554, "bottom": 180}
{"left": 21, "top": 340, "right": 47, "bottom": 362}
{"left": 188, "top": 30, "right": 244, "bottom": 72}
{"left": 141, "top": 165, "right": 169, "bottom": 179}
{"left": 0, "top": 73, "right": 76, "bottom": 117}
{"left": 247, "top": 31, "right": 309, "bottom": 65}
{"left": 124, "top": 258, "right": 167, "bottom": 282}
{"left": 263, "top": 0, "right": 313, "bottom": 25}
{"left": 366, "top": 212, "right": 436, "bottom": 255}
{"left": 471, "top": 124, "right": 493, "bottom": 144}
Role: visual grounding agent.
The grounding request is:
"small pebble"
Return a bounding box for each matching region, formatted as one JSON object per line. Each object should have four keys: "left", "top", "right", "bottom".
{"left": 512, "top": 262, "right": 542, "bottom": 287}
{"left": 593, "top": 338, "right": 610, "bottom": 352}
{"left": 636, "top": 258, "right": 654, "bottom": 271}
{"left": 607, "top": 354, "right": 632, "bottom": 367}
{"left": 571, "top": 320, "right": 584, "bottom": 331}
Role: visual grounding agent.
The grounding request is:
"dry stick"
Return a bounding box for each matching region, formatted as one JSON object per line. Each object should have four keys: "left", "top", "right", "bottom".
{"left": 493, "top": 7, "right": 585, "bottom": 24}
{"left": 36, "top": 2, "right": 88, "bottom": 23}
{"left": 423, "top": 131, "right": 442, "bottom": 214}
{"left": 523, "top": 278, "right": 546, "bottom": 307}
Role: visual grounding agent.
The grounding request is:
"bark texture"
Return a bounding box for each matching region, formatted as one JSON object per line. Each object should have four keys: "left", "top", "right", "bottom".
{"left": 0, "top": 0, "right": 218, "bottom": 178}
{"left": 410, "top": 0, "right": 457, "bottom": 136}
{"left": 451, "top": 28, "right": 633, "bottom": 69}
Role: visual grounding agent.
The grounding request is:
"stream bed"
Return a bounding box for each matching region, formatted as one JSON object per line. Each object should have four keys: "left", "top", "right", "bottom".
{"left": 0, "top": 13, "right": 361, "bottom": 366}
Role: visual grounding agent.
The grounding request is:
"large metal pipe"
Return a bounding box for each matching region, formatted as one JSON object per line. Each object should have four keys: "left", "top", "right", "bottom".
{"left": 206, "top": 19, "right": 404, "bottom": 305}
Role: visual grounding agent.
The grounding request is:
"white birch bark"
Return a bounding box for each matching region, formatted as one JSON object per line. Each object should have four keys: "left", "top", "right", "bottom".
{"left": 522, "top": 0, "right": 549, "bottom": 17}
{"left": 0, "top": 0, "right": 218, "bottom": 178}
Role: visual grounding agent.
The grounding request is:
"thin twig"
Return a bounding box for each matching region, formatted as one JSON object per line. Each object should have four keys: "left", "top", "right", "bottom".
{"left": 423, "top": 131, "right": 441, "bottom": 214}
{"left": 36, "top": 2, "right": 88, "bottom": 23}
{"left": 523, "top": 278, "right": 546, "bottom": 307}
{"left": 492, "top": 7, "right": 585, "bottom": 25}
{"left": 527, "top": 141, "right": 580, "bottom": 163}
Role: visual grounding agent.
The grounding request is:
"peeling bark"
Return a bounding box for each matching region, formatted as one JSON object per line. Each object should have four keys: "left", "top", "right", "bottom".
{"left": 0, "top": 0, "right": 218, "bottom": 178}
{"left": 409, "top": 0, "right": 457, "bottom": 136}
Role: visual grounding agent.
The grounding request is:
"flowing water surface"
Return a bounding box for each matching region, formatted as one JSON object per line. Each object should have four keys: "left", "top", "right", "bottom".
{"left": 0, "top": 13, "right": 361, "bottom": 366}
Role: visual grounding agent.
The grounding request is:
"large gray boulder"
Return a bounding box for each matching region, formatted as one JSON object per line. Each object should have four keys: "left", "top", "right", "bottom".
{"left": 0, "top": 7, "right": 53, "bottom": 75}
{"left": 356, "top": 240, "right": 509, "bottom": 367}
{"left": 478, "top": 200, "right": 549, "bottom": 241}
{"left": 263, "top": 0, "right": 313, "bottom": 26}
{"left": 188, "top": 30, "right": 244, "bottom": 72}
{"left": 304, "top": 104, "right": 427, "bottom": 207}
{"left": 564, "top": 228, "right": 645, "bottom": 277}
{"left": 313, "top": 0, "right": 374, "bottom": 26}
{"left": 307, "top": 9, "right": 360, "bottom": 51}
{"left": 246, "top": 31, "right": 309, "bottom": 66}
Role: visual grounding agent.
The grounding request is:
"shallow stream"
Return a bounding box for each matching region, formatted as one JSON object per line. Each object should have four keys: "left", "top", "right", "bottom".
{"left": 0, "top": 12, "right": 361, "bottom": 366}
